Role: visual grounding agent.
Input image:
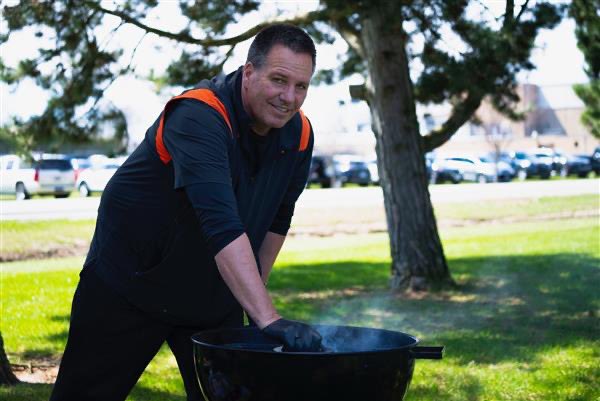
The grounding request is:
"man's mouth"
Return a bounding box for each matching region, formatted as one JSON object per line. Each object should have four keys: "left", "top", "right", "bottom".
{"left": 271, "top": 103, "right": 291, "bottom": 114}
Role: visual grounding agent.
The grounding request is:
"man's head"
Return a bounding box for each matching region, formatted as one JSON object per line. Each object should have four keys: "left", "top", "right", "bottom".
{"left": 241, "top": 24, "right": 316, "bottom": 135}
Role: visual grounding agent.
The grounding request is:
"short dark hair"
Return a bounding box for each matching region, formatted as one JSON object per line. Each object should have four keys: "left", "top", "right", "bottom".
{"left": 247, "top": 24, "right": 316, "bottom": 71}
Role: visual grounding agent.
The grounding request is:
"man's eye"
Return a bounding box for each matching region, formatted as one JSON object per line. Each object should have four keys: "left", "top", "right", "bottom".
{"left": 273, "top": 78, "right": 285, "bottom": 84}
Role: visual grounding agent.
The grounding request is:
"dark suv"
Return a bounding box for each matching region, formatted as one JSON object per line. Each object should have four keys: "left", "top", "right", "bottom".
{"left": 508, "top": 151, "right": 552, "bottom": 179}
{"left": 591, "top": 147, "right": 600, "bottom": 175}
{"left": 308, "top": 155, "right": 342, "bottom": 188}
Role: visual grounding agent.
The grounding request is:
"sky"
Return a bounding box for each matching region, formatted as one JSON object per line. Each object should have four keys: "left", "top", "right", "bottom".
{"left": 0, "top": 1, "right": 587, "bottom": 149}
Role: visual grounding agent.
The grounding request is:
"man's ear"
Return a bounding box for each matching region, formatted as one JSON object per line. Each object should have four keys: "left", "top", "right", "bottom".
{"left": 242, "top": 62, "right": 254, "bottom": 88}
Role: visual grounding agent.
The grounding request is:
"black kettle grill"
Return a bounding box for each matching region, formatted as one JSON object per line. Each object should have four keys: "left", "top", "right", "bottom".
{"left": 192, "top": 324, "right": 443, "bottom": 401}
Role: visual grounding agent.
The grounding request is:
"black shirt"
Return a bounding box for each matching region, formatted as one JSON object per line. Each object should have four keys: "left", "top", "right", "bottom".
{"left": 85, "top": 67, "right": 314, "bottom": 326}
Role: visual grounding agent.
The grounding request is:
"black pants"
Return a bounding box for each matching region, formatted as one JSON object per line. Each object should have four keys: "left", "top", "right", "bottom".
{"left": 50, "top": 270, "right": 237, "bottom": 401}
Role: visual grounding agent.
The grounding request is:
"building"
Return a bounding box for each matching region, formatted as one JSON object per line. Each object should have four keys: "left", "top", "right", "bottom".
{"left": 314, "top": 83, "right": 598, "bottom": 158}
{"left": 423, "top": 83, "right": 598, "bottom": 156}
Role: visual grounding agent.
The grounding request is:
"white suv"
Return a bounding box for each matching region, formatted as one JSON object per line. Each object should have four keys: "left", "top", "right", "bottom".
{"left": 35, "top": 158, "right": 77, "bottom": 198}
{"left": 0, "top": 155, "right": 78, "bottom": 200}
{"left": 1, "top": 154, "right": 38, "bottom": 200}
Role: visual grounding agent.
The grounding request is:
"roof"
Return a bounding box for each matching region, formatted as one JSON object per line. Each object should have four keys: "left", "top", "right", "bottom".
{"left": 537, "top": 85, "right": 585, "bottom": 109}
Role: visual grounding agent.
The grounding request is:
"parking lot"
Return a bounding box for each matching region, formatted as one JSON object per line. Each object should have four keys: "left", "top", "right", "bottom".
{"left": 1, "top": 178, "right": 598, "bottom": 221}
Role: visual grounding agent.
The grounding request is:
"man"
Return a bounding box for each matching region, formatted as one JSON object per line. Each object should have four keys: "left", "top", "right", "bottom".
{"left": 50, "top": 24, "right": 322, "bottom": 401}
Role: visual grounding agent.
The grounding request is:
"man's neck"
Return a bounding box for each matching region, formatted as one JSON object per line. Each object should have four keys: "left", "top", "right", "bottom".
{"left": 251, "top": 123, "right": 270, "bottom": 136}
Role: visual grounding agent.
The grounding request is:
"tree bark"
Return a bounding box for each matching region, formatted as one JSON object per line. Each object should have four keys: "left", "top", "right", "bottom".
{"left": 360, "top": 5, "right": 453, "bottom": 291}
{"left": 0, "top": 331, "right": 19, "bottom": 386}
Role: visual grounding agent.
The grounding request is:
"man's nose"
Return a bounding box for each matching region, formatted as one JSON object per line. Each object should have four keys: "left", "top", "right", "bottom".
{"left": 279, "top": 85, "right": 295, "bottom": 104}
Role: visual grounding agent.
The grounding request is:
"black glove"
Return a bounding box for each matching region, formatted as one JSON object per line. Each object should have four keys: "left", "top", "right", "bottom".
{"left": 262, "top": 318, "right": 322, "bottom": 352}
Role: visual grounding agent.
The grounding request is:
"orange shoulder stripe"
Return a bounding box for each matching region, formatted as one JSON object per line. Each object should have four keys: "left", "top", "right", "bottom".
{"left": 156, "top": 89, "right": 233, "bottom": 164}
{"left": 298, "top": 109, "right": 311, "bottom": 151}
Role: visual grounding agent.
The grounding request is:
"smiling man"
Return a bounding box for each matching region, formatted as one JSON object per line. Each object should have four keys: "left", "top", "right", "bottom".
{"left": 51, "top": 24, "right": 321, "bottom": 401}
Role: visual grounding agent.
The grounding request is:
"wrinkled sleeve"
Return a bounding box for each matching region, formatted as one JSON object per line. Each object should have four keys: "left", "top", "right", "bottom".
{"left": 163, "top": 99, "right": 232, "bottom": 188}
{"left": 269, "top": 124, "right": 314, "bottom": 235}
{"left": 163, "top": 99, "right": 245, "bottom": 255}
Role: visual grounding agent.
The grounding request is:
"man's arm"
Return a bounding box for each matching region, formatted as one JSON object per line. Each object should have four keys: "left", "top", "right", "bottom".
{"left": 258, "top": 231, "right": 286, "bottom": 285}
{"left": 215, "top": 233, "right": 281, "bottom": 329}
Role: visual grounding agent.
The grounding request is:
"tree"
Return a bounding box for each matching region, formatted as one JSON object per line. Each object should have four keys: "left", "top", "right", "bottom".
{"left": 0, "top": 331, "right": 19, "bottom": 386}
{"left": 483, "top": 122, "right": 514, "bottom": 180}
{"left": 570, "top": 0, "right": 600, "bottom": 139}
{"left": 2, "top": 1, "right": 563, "bottom": 291}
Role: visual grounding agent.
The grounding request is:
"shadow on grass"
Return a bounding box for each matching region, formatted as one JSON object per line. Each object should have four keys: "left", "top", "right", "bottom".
{"left": 127, "top": 385, "right": 187, "bottom": 401}
{"left": 40, "top": 252, "right": 598, "bottom": 365}
{"left": 0, "top": 382, "right": 186, "bottom": 401}
{"left": 270, "top": 252, "right": 599, "bottom": 367}
{"left": 21, "top": 349, "right": 56, "bottom": 360}
{"left": 25, "top": 252, "right": 597, "bottom": 400}
{"left": 0, "top": 382, "right": 53, "bottom": 401}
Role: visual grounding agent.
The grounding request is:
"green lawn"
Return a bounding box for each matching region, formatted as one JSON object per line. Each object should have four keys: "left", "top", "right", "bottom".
{"left": 2, "top": 194, "right": 598, "bottom": 259}
{"left": 0, "top": 220, "right": 94, "bottom": 259}
{"left": 1, "top": 199, "right": 599, "bottom": 400}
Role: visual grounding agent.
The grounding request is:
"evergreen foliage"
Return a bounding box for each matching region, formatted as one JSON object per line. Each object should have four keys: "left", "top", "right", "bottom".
{"left": 1, "top": 1, "right": 565, "bottom": 151}
{"left": 570, "top": 0, "right": 600, "bottom": 139}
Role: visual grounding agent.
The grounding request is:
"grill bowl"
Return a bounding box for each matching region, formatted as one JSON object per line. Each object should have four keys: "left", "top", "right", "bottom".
{"left": 192, "top": 324, "right": 442, "bottom": 401}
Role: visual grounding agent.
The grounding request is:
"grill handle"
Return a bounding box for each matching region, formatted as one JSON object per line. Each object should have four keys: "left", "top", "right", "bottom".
{"left": 410, "top": 346, "right": 444, "bottom": 359}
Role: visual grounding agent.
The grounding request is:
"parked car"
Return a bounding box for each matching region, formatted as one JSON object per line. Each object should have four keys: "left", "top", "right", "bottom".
{"left": 591, "top": 146, "right": 600, "bottom": 175}
{"left": 308, "top": 155, "right": 342, "bottom": 188}
{"left": 333, "top": 154, "right": 371, "bottom": 186}
{"left": 528, "top": 152, "right": 554, "bottom": 179}
{"left": 35, "top": 157, "right": 78, "bottom": 198}
{"left": 76, "top": 158, "right": 123, "bottom": 197}
{"left": 532, "top": 147, "right": 567, "bottom": 176}
{"left": 507, "top": 151, "right": 552, "bottom": 179}
{"left": 478, "top": 155, "right": 515, "bottom": 182}
{"left": 426, "top": 154, "right": 462, "bottom": 184}
{"left": 564, "top": 154, "right": 593, "bottom": 178}
{"left": 1, "top": 154, "right": 79, "bottom": 199}
{"left": 494, "top": 152, "right": 527, "bottom": 180}
{"left": 442, "top": 155, "right": 513, "bottom": 183}
{"left": 0, "top": 154, "right": 38, "bottom": 200}
{"left": 366, "top": 158, "right": 380, "bottom": 185}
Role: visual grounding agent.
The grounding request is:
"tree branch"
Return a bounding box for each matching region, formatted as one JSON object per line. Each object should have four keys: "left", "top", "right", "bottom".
{"left": 217, "top": 45, "right": 237, "bottom": 71}
{"left": 422, "top": 91, "right": 484, "bottom": 152}
{"left": 83, "top": 32, "right": 147, "bottom": 121}
{"left": 90, "top": 2, "right": 330, "bottom": 47}
{"left": 515, "top": 0, "right": 530, "bottom": 23}
{"left": 503, "top": 0, "right": 515, "bottom": 29}
{"left": 331, "top": 17, "right": 364, "bottom": 58}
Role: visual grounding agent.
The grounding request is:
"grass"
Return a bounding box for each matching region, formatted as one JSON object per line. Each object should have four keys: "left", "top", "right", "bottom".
{"left": 433, "top": 193, "right": 599, "bottom": 221}
{"left": 0, "top": 220, "right": 94, "bottom": 258}
{"left": 0, "top": 191, "right": 101, "bottom": 201}
{"left": 1, "top": 195, "right": 599, "bottom": 400}
{"left": 292, "top": 193, "right": 599, "bottom": 231}
{"left": 2, "top": 194, "right": 596, "bottom": 258}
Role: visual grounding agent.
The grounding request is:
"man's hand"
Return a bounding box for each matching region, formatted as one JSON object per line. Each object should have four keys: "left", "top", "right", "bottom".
{"left": 262, "top": 319, "right": 322, "bottom": 352}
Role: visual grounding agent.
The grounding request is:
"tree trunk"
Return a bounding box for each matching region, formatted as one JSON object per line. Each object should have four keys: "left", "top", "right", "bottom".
{"left": 0, "top": 331, "right": 19, "bottom": 386}
{"left": 360, "top": 5, "right": 454, "bottom": 291}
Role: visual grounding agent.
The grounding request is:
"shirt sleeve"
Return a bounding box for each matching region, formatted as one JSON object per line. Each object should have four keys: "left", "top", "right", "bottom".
{"left": 185, "top": 182, "right": 246, "bottom": 256}
{"left": 269, "top": 123, "right": 314, "bottom": 235}
{"left": 162, "top": 98, "right": 245, "bottom": 255}
{"left": 162, "top": 99, "right": 233, "bottom": 189}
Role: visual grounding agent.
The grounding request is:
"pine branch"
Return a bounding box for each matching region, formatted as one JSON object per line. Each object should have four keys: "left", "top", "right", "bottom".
{"left": 422, "top": 91, "right": 484, "bottom": 152}
{"left": 515, "top": 0, "right": 530, "bottom": 23}
{"left": 89, "top": 2, "right": 330, "bottom": 47}
{"left": 332, "top": 17, "right": 364, "bottom": 58}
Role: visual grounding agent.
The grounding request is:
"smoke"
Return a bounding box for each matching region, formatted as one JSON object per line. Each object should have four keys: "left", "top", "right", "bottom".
{"left": 306, "top": 288, "right": 480, "bottom": 351}
{"left": 315, "top": 324, "right": 413, "bottom": 353}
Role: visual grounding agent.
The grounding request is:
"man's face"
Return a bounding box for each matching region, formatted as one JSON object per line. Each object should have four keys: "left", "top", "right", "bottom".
{"left": 242, "top": 45, "right": 313, "bottom": 135}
